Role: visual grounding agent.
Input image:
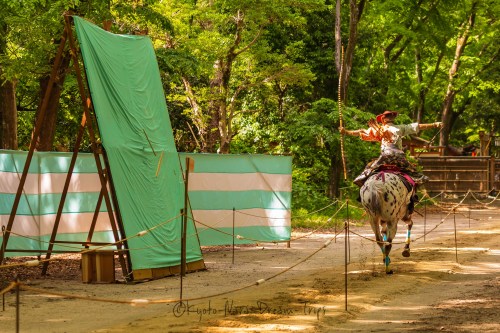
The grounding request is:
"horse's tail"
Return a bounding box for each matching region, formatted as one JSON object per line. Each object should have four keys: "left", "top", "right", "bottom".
{"left": 361, "top": 180, "right": 383, "bottom": 216}
{"left": 371, "top": 189, "right": 382, "bottom": 215}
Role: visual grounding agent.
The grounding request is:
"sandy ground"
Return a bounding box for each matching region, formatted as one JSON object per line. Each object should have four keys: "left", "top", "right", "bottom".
{"left": 0, "top": 201, "right": 499, "bottom": 333}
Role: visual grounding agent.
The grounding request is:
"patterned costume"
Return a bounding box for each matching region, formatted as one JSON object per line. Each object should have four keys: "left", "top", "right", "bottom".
{"left": 353, "top": 122, "right": 427, "bottom": 187}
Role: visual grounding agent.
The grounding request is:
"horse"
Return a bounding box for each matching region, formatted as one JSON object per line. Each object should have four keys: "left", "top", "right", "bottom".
{"left": 446, "top": 144, "right": 477, "bottom": 156}
{"left": 360, "top": 170, "right": 414, "bottom": 274}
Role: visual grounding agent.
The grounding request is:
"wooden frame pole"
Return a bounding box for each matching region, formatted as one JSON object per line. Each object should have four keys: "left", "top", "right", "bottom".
{"left": 0, "top": 27, "right": 69, "bottom": 263}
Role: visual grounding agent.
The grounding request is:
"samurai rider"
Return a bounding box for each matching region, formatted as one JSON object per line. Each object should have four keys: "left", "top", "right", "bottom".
{"left": 339, "top": 110, "right": 442, "bottom": 215}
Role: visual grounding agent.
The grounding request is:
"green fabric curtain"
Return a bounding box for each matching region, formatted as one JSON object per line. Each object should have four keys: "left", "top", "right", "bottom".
{"left": 73, "top": 17, "right": 202, "bottom": 270}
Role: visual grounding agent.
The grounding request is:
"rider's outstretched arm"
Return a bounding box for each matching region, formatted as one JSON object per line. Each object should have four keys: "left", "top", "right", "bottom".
{"left": 339, "top": 127, "right": 379, "bottom": 142}
{"left": 342, "top": 128, "right": 363, "bottom": 136}
{"left": 418, "top": 122, "right": 442, "bottom": 130}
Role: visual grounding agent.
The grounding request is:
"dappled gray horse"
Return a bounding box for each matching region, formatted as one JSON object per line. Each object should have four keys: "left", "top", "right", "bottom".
{"left": 360, "top": 171, "right": 414, "bottom": 274}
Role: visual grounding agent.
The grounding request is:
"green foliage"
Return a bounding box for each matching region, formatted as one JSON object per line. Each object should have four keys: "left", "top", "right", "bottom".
{"left": 1, "top": 0, "right": 499, "bottom": 214}
{"left": 291, "top": 201, "right": 366, "bottom": 229}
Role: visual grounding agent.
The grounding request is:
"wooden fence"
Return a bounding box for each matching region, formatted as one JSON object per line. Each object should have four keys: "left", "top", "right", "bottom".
{"left": 418, "top": 156, "right": 499, "bottom": 193}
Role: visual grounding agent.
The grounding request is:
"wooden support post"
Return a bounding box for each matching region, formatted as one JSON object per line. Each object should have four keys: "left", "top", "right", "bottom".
{"left": 101, "top": 149, "right": 132, "bottom": 279}
{"left": 42, "top": 109, "right": 88, "bottom": 275}
{"left": 0, "top": 27, "right": 69, "bottom": 263}
{"left": 0, "top": 15, "right": 141, "bottom": 281}
{"left": 86, "top": 189, "right": 105, "bottom": 247}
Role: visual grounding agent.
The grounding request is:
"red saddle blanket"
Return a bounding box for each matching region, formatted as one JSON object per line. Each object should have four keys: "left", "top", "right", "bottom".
{"left": 375, "top": 166, "right": 416, "bottom": 192}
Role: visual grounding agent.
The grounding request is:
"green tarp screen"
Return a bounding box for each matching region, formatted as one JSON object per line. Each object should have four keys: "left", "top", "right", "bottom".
{"left": 74, "top": 17, "right": 202, "bottom": 270}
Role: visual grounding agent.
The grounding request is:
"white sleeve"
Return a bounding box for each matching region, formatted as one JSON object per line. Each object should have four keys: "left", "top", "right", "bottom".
{"left": 399, "top": 123, "right": 419, "bottom": 136}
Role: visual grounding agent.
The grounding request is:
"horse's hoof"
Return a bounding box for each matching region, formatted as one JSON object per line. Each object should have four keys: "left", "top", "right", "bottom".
{"left": 386, "top": 270, "right": 394, "bottom": 275}
{"left": 402, "top": 249, "right": 411, "bottom": 257}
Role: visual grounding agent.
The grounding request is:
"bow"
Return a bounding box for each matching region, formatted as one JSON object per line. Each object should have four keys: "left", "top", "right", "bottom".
{"left": 416, "top": 125, "right": 444, "bottom": 158}
{"left": 338, "top": 46, "right": 347, "bottom": 180}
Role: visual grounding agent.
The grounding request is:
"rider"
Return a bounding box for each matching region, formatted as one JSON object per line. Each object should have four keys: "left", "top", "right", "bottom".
{"left": 339, "top": 111, "right": 442, "bottom": 213}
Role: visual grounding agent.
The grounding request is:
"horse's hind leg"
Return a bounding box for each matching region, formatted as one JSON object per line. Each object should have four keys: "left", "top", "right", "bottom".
{"left": 382, "top": 241, "right": 393, "bottom": 274}
{"left": 383, "top": 221, "right": 398, "bottom": 275}
{"left": 370, "top": 217, "right": 394, "bottom": 274}
{"left": 377, "top": 221, "right": 393, "bottom": 274}
{"left": 369, "top": 217, "right": 386, "bottom": 260}
{"left": 402, "top": 216, "right": 413, "bottom": 257}
{"left": 380, "top": 222, "right": 388, "bottom": 261}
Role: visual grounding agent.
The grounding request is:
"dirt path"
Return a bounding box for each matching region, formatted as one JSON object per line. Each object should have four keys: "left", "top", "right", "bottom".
{"left": 0, "top": 205, "right": 499, "bottom": 333}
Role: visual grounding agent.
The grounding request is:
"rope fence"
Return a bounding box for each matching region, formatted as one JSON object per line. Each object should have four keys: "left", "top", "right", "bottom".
{"left": 0, "top": 187, "right": 498, "bottom": 330}
{"left": 1, "top": 226, "right": 347, "bottom": 306}
{"left": 1, "top": 188, "right": 498, "bottom": 270}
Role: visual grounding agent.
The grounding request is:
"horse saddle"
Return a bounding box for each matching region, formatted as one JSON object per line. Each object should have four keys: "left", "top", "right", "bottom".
{"left": 375, "top": 166, "right": 415, "bottom": 193}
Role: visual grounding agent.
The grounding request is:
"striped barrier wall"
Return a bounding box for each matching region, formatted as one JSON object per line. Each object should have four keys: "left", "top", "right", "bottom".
{"left": 180, "top": 153, "right": 292, "bottom": 245}
{"left": 0, "top": 150, "right": 115, "bottom": 257}
{"left": 0, "top": 151, "right": 292, "bottom": 256}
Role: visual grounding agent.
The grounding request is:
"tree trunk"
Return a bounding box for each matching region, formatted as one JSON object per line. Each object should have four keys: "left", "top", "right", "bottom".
{"left": 0, "top": 76, "right": 18, "bottom": 150}
{"left": 415, "top": 48, "right": 445, "bottom": 123}
{"left": 439, "top": 1, "right": 477, "bottom": 152}
{"left": 181, "top": 76, "right": 207, "bottom": 151}
{"left": 344, "top": 0, "right": 364, "bottom": 103}
{"left": 334, "top": 0, "right": 365, "bottom": 197}
{"left": 34, "top": 51, "right": 71, "bottom": 151}
{"left": 414, "top": 48, "right": 425, "bottom": 123}
{"left": 328, "top": 152, "right": 342, "bottom": 198}
{"left": 209, "top": 10, "right": 245, "bottom": 154}
{"left": 0, "top": 20, "right": 18, "bottom": 150}
{"left": 334, "top": 0, "right": 342, "bottom": 74}
{"left": 209, "top": 59, "right": 225, "bottom": 153}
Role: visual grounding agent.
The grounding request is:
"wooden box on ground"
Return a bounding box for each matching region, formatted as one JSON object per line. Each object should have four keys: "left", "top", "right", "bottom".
{"left": 132, "top": 259, "right": 206, "bottom": 281}
{"left": 81, "top": 250, "right": 116, "bottom": 283}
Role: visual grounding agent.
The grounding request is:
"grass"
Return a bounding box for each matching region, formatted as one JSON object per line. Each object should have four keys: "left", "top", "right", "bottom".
{"left": 291, "top": 204, "right": 367, "bottom": 229}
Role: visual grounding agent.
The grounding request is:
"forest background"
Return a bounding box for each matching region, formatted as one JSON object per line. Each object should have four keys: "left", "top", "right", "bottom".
{"left": 0, "top": 0, "right": 499, "bottom": 216}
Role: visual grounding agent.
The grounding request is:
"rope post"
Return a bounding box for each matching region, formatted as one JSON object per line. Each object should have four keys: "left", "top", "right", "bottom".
{"left": 344, "top": 199, "right": 349, "bottom": 311}
{"left": 180, "top": 208, "right": 187, "bottom": 278}
{"left": 347, "top": 199, "right": 350, "bottom": 263}
{"left": 440, "top": 192, "right": 444, "bottom": 221}
{"left": 468, "top": 204, "right": 471, "bottom": 228}
{"left": 453, "top": 209, "right": 458, "bottom": 263}
{"left": 15, "top": 277, "right": 20, "bottom": 333}
{"left": 179, "top": 209, "right": 185, "bottom": 301}
{"left": 1, "top": 226, "right": 5, "bottom": 265}
{"left": 424, "top": 201, "right": 427, "bottom": 242}
{"left": 181, "top": 157, "right": 193, "bottom": 279}
{"left": 232, "top": 207, "right": 235, "bottom": 265}
{"left": 334, "top": 224, "right": 338, "bottom": 243}
{"left": 334, "top": 200, "right": 338, "bottom": 243}
{"left": 180, "top": 209, "right": 185, "bottom": 300}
